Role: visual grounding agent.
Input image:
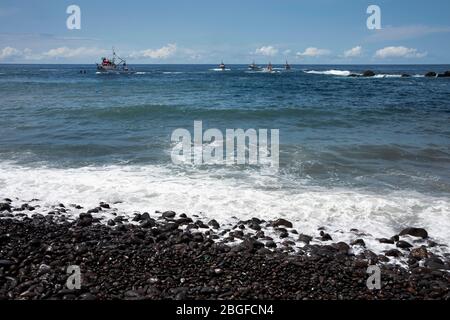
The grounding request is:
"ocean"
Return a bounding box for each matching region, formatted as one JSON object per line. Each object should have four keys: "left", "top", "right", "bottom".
{"left": 0, "top": 64, "right": 449, "bottom": 253}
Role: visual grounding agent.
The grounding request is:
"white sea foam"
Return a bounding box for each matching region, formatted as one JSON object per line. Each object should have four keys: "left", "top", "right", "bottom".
{"left": 0, "top": 162, "right": 449, "bottom": 256}
{"left": 210, "top": 68, "right": 231, "bottom": 72}
{"left": 304, "top": 70, "right": 352, "bottom": 77}
{"left": 162, "top": 72, "right": 183, "bottom": 74}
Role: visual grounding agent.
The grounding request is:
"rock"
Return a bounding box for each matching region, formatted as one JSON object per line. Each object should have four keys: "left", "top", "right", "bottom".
{"left": 378, "top": 238, "right": 395, "bottom": 244}
{"left": 399, "top": 227, "right": 428, "bottom": 239}
{"left": 410, "top": 247, "right": 428, "bottom": 260}
{"left": 265, "top": 240, "right": 277, "bottom": 248}
{"left": 385, "top": 249, "right": 402, "bottom": 257}
{"left": 401, "top": 74, "right": 411, "bottom": 77}
{"left": 208, "top": 219, "right": 220, "bottom": 229}
{"left": 332, "top": 242, "right": 350, "bottom": 254}
{"left": 0, "top": 203, "right": 12, "bottom": 212}
{"left": 298, "top": 234, "right": 313, "bottom": 244}
{"left": 425, "top": 71, "right": 437, "bottom": 77}
{"left": 320, "top": 231, "right": 332, "bottom": 241}
{"left": 0, "top": 259, "right": 15, "bottom": 267}
{"left": 279, "top": 231, "right": 289, "bottom": 239}
{"left": 240, "top": 238, "right": 264, "bottom": 252}
{"left": 107, "top": 219, "right": 116, "bottom": 226}
{"left": 99, "top": 202, "right": 110, "bottom": 209}
{"left": 391, "top": 235, "right": 400, "bottom": 242}
{"left": 362, "top": 70, "right": 375, "bottom": 77}
{"left": 437, "top": 71, "right": 450, "bottom": 77}
{"left": 424, "top": 257, "right": 447, "bottom": 270}
{"left": 162, "top": 211, "right": 176, "bottom": 219}
{"left": 270, "top": 218, "right": 293, "bottom": 228}
{"left": 248, "top": 222, "right": 261, "bottom": 231}
{"left": 396, "top": 240, "right": 413, "bottom": 249}
{"left": 351, "top": 239, "right": 366, "bottom": 247}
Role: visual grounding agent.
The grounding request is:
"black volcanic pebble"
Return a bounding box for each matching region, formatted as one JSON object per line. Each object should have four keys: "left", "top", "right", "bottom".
{"left": 208, "top": 219, "right": 220, "bottom": 229}
{"left": 0, "top": 216, "right": 449, "bottom": 300}
{"left": 270, "top": 218, "right": 293, "bottom": 228}
{"left": 378, "top": 238, "right": 395, "bottom": 244}
{"left": 399, "top": 227, "right": 428, "bottom": 239}
{"left": 298, "top": 234, "right": 313, "bottom": 244}
{"left": 320, "top": 231, "right": 332, "bottom": 241}
{"left": 385, "top": 249, "right": 402, "bottom": 257}
{"left": 99, "top": 202, "right": 110, "bottom": 209}
{"left": 0, "top": 203, "right": 12, "bottom": 212}
{"left": 396, "top": 241, "right": 413, "bottom": 249}
{"left": 351, "top": 239, "right": 366, "bottom": 247}
{"left": 162, "top": 211, "right": 176, "bottom": 219}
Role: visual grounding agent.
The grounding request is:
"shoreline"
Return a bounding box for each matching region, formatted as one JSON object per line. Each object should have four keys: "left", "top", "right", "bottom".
{"left": 1, "top": 199, "right": 449, "bottom": 300}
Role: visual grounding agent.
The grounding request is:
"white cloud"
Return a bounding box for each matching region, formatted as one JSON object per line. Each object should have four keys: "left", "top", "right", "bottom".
{"left": 367, "top": 25, "right": 450, "bottom": 42}
{"left": 296, "top": 47, "right": 330, "bottom": 58}
{"left": 44, "top": 47, "right": 107, "bottom": 58}
{"left": 0, "top": 46, "right": 22, "bottom": 60}
{"left": 255, "top": 46, "right": 278, "bottom": 57}
{"left": 283, "top": 49, "right": 292, "bottom": 56}
{"left": 343, "top": 46, "right": 362, "bottom": 58}
{"left": 131, "top": 44, "right": 177, "bottom": 59}
{"left": 375, "top": 46, "right": 427, "bottom": 59}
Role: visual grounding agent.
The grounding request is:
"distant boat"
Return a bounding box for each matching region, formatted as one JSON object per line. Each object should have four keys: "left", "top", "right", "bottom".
{"left": 248, "top": 61, "right": 261, "bottom": 71}
{"left": 219, "top": 61, "right": 226, "bottom": 71}
{"left": 285, "top": 60, "right": 291, "bottom": 70}
{"left": 96, "top": 48, "right": 131, "bottom": 74}
{"left": 267, "top": 62, "right": 273, "bottom": 72}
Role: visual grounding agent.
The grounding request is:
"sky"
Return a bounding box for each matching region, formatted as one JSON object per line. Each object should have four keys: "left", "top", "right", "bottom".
{"left": 0, "top": 0, "right": 450, "bottom": 64}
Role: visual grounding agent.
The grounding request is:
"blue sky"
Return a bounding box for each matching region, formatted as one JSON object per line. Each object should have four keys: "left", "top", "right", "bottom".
{"left": 1, "top": 0, "right": 450, "bottom": 64}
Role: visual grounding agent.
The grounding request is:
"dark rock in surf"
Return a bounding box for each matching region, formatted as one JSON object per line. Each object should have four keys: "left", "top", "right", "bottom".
{"left": 0, "top": 203, "right": 12, "bottom": 212}
{"left": 162, "top": 211, "right": 176, "bottom": 219}
{"left": 396, "top": 240, "right": 413, "bottom": 249}
{"left": 437, "top": 71, "right": 450, "bottom": 77}
{"left": 378, "top": 238, "right": 395, "bottom": 244}
{"left": 362, "top": 70, "right": 375, "bottom": 77}
{"left": 425, "top": 71, "right": 437, "bottom": 77}
{"left": 385, "top": 249, "right": 402, "bottom": 257}
{"left": 320, "top": 231, "right": 332, "bottom": 241}
{"left": 270, "top": 218, "right": 293, "bottom": 228}
{"left": 351, "top": 239, "right": 366, "bottom": 247}
{"left": 208, "top": 219, "right": 220, "bottom": 229}
{"left": 298, "top": 234, "right": 313, "bottom": 244}
{"left": 400, "top": 227, "right": 428, "bottom": 239}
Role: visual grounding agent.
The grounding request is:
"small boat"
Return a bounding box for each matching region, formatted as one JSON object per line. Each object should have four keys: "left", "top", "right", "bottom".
{"left": 96, "top": 48, "right": 131, "bottom": 74}
{"left": 267, "top": 62, "right": 273, "bottom": 72}
{"left": 285, "top": 60, "right": 291, "bottom": 70}
{"left": 219, "top": 61, "right": 226, "bottom": 71}
{"left": 248, "top": 61, "right": 261, "bottom": 71}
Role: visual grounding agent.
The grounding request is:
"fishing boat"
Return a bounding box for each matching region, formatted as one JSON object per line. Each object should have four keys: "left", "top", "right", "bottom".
{"left": 266, "top": 62, "right": 273, "bottom": 72}
{"left": 248, "top": 61, "right": 261, "bottom": 71}
{"left": 96, "top": 48, "right": 131, "bottom": 74}
{"left": 219, "top": 61, "right": 226, "bottom": 71}
{"left": 285, "top": 60, "right": 291, "bottom": 70}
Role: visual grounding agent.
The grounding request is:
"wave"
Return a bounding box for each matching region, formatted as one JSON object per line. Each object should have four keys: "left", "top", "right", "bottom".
{"left": 162, "top": 71, "right": 184, "bottom": 75}
{"left": 210, "top": 68, "right": 231, "bottom": 72}
{"left": 0, "top": 162, "right": 449, "bottom": 255}
{"left": 304, "top": 69, "right": 352, "bottom": 77}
